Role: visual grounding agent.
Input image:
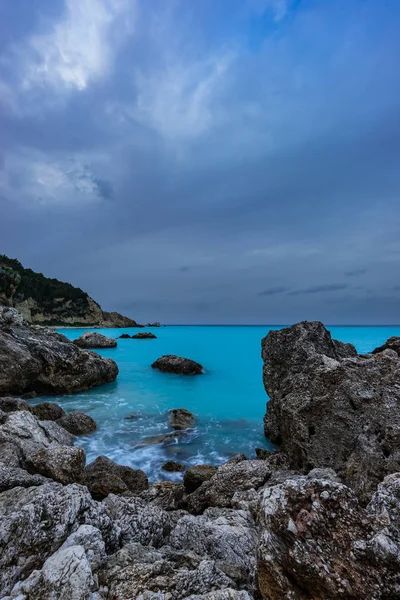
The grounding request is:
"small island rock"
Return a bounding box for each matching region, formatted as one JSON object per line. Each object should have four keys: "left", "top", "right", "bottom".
{"left": 168, "top": 408, "right": 196, "bottom": 430}
{"left": 152, "top": 355, "right": 203, "bottom": 375}
{"left": 118, "top": 333, "right": 131, "bottom": 339}
{"left": 73, "top": 332, "right": 117, "bottom": 348}
{"left": 132, "top": 332, "right": 157, "bottom": 339}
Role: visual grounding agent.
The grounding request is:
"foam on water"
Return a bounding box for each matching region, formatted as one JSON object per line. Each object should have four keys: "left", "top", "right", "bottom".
{"left": 36, "top": 324, "right": 400, "bottom": 482}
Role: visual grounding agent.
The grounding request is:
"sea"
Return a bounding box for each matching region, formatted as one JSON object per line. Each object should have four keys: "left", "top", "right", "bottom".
{"left": 40, "top": 325, "right": 400, "bottom": 482}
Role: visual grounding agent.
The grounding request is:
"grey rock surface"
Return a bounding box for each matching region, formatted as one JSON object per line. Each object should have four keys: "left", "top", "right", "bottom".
{"left": 152, "top": 355, "right": 203, "bottom": 375}
{"left": 83, "top": 455, "right": 148, "bottom": 499}
{"left": 57, "top": 411, "right": 97, "bottom": 434}
{"left": 169, "top": 408, "right": 196, "bottom": 430}
{"left": 74, "top": 331, "right": 117, "bottom": 348}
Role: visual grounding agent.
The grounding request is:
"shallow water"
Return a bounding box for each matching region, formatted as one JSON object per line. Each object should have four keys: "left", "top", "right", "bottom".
{"left": 37, "top": 324, "right": 400, "bottom": 482}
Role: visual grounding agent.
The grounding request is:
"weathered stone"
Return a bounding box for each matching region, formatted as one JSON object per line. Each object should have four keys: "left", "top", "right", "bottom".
{"left": 83, "top": 455, "right": 148, "bottom": 499}
{"left": 0, "top": 307, "right": 118, "bottom": 395}
{"left": 255, "top": 448, "right": 274, "bottom": 460}
{"left": 152, "top": 355, "right": 203, "bottom": 375}
{"left": 372, "top": 336, "right": 400, "bottom": 356}
{"left": 26, "top": 445, "right": 86, "bottom": 484}
{"left": 132, "top": 332, "right": 157, "bottom": 339}
{"left": 74, "top": 331, "right": 117, "bottom": 348}
{"left": 119, "top": 333, "right": 131, "bottom": 339}
{"left": 162, "top": 460, "right": 186, "bottom": 472}
{"left": 0, "top": 462, "right": 48, "bottom": 492}
{"left": 184, "top": 465, "right": 218, "bottom": 494}
{"left": 140, "top": 481, "right": 186, "bottom": 511}
{"left": 31, "top": 401, "right": 66, "bottom": 421}
{"left": 0, "top": 396, "right": 33, "bottom": 414}
{"left": 57, "top": 411, "right": 97, "bottom": 435}
{"left": 262, "top": 321, "right": 400, "bottom": 500}
{"left": 169, "top": 408, "right": 196, "bottom": 430}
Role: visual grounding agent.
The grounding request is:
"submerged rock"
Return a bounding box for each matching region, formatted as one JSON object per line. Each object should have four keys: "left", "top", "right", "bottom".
{"left": 0, "top": 306, "right": 118, "bottom": 395}
{"left": 169, "top": 408, "right": 196, "bottom": 430}
{"left": 73, "top": 331, "right": 117, "bottom": 348}
{"left": 162, "top": 460, "right": 186, "bottom": 472}
{"left": 57, "top": 411, "right": 97, "bottom": 435}
{"left": 134, "top": 430, "right": 189, "bottom": 447}
{"left": 132, "top": 331, "right": 157, "bottom": 339}
{"left": 262, "top": 320, "right": 400, "bottom": 501}
{"left": 83, "top": 455, "right": 148, "bottom": 499}
{"left": 184, "top": 465, "right": 218, "bottom": 494}
{"left": 152, "top": 355, "right": 203, "bottom": 375}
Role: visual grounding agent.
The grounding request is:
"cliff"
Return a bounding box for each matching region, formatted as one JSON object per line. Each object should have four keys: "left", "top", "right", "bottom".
{"left": 0, "top": 254, "right": 137, "bottom": 327}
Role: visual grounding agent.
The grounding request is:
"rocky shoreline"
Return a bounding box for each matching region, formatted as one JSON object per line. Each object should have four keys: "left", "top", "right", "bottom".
{"left": 0, "top": 311, "right": 400, "bottom": 598}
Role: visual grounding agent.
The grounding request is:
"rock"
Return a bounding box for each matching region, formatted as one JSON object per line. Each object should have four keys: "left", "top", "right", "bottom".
{"left": 262, "top": 321, "right": 400, "bottom": 500}
{"left": 57, "top": 411, "right": 97, "bottom": 435}
{"left": 140, "top": 481, "right": 186, "bottom": 511}
{"left": 0, "top": 462, "right": 48, "bottom": 492}
{"left": 119, "top": 333, "right": 131, "bottom": 339}
{"left": 83, "top": 455, "right": 148, "bottom": 499}
{"left": 162, "top": 460, "right": 186, "bottom": 472}
{"left": 169, "top": 408, "right": 196, "bottom": 430}
{"left": 132, "top": 332, "right": 157, "bottom": 339}
{"left": 186, "top": 460, "right": 271, "bottom": 514}
{"left": 31, "top": 401, "right": 66, "bottom": 421}
{"left": 21, "top": 390, "right": 37, "bottom": 399}
{"left": 255, "top": 448, "right": 274, "bottom": 460}
{"left": 102, "top": 311, "right": 138, "bottom": 328}
{"left": 0, "top": 306, "right": 118, "bottom": 395}
{"left": 257, "top": 473, "right": 400, "bottom": 599}
{"left": 124, "top": 412, "right": 142, "bottom": 420}
{"left": 184, "top": 465, "right": 218, "bottom": 494}
{"left": 0, "top": 442, "right": 21, "bottom": 468}
{"left": 0, "top": 410, "right": 74, "bottom": 469}
{"left": 26, "top": 445, "right": 86, "bottom": 484}
{"left": 372, "top": 336, "right": 400, "bottom": 356}
{"left": 0, "top": 396, "right": 33, "bottom": 414}
{"left": 170, "top": 508, "right": 258, "bottom": 593}
{"left": 0, "top": 481, "right": 115, "bottom": 596}
{"left": 73, "top": 331, "right": 117, "bottom": 348}
{"left": 152, "top": 355, "right": 203, "bottom": 375}
{"left": 145, "top": 322, "right": 161, "bottom": 327}
{"left": 134, "top": 430, "right": 189, "bottom": 447}
{"left": 185, "top": 592, "right": 253, "bottom": 600}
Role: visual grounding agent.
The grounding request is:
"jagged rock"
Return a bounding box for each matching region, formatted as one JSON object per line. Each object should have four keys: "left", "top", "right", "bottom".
{"left": 187, "top": 460, "right": 271, "bottom": 514}
{"left": 83, "top": 455, "right": 148, "bottom": 499}
{"left": 152, "top": 355, "right": 204, "bottom": 375}
{"left": 26, "top": 445, "right": 86, "bottom": 484}
{"left": 255, "top": 448, "right": 274, "bottom": 460}
{"left": 0, "top": 462, "right": 48, "bottom": 492}
{"left": 262, "top": 321, "right": 400, "bottom": 501}
{"left": 0, "top": 396, "right": 33, "bottom": 413}
{"left": 74, "top": 331, "right": 117, "bottom": 348}
{"left": 257, "top": 472, "right": 400, "bottom": 599}
{"left": 132, "top": 332, "right": 157, "bottom": 339}
{"left": 0, "top": 306, "right": 118, "bottom": 394}
{"left": 0, "top": 408, "right": 6, "bottom": 424}
{"left": 57, "top": 411, "right": 97, "bottom": 435}
{"left": 0, "top": 442, "right": 21, "bottom": 468}
{"left": 169, "top": 408, "right": 196, "bottom": 430}
{"left": 170, "top": 508, "right": 258, "bottom": 593}
{"left": 0, "top": 410, "right": 74, "bottom": 468}
{"left": 162, "top": 460, "right": 186, "bottom": 472}
{"left": 31, "top": 401, "right": 66, "bottom": 421}
{"left": 104, "top": 494, "right": 172, "bottom": 547}
{"left": 184, "top": 465, "right": 218, "bottom": 493}
{"left": 140, "top": 481, "right": 186, "bottom": 511}
{"left": 119, "top": 333, "right": 131, "bottom": 339}
{"left": 0, "top": 482, "right": 115, "bottom": 596}
{"left": 372, "top": 336, "right": 400, "bottom": 356}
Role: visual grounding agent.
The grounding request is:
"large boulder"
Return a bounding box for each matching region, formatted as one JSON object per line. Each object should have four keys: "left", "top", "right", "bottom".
{"left": 132, "top": 332, "right": 157, "bottom": 339}
{"left": 57, "top": 411, "right": 97, "bottom": 435}
{"left": 26, "top": 445, "right": 86, "bottom": 484}
{"left": 169, "top": 408, "right": 196, "bottom": 430}
{"left": 262, "top": 321, "right": 400, "bottom": 500}
{"left": 73, "top": 331, "right": 117, "bottom": 348}
{"left": 257, "top": 472, "right": 400, "bottom": 599}
{"left": 31, "top": 401, "right": 66, "bottom": 421}
{"left": 0, "top": 306, "right": 118, "bottom": 395}
{"left": 152, "top": 355, "right": 204, "bottom": 375}
{"left": 184, "top": 465, "right": 218, "bottom": 494}
{"left": 83, "top": 455, "right": 148, "bottom": 499}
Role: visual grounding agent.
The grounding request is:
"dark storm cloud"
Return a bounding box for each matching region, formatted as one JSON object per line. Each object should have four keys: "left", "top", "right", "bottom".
{"left": 0, "top": 0, "right": 399, "bottom": 324}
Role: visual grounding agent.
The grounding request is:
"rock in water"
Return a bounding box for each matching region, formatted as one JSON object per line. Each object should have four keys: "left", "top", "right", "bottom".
{"left": 262, "top": 320, "right": 400, "bottom": 500}
{"left": 83, "top": 455, "right": 148, "bottom": 499}
{"left": 0, "top": 306, "right": 118, "bottom": 394}
{"left": 131, "top": 332, "right": 157, "bottom": 339}
{"left": 31, "top": 402, "right": 66, "bottom": 421}
{"left": 162, "top": 460, "right": 186, "bottom": 472}
{"left": 119, "top": 333, "right": 131, "bottom": 338}
{"left": 152, "top": 355, "right": 203, "bottom": 375}
{"left": 57, "top": 412, "right": 97, "bottom": 435}
{"left": 73, "top": 331, "right": 117, "bottom": 348}
{"left": 169, "top": 408, "right": 196, "bottom": 430}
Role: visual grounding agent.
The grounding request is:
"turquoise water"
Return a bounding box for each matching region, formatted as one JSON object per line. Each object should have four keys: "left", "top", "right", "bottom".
{"left": 44, "top": 325, "right": 400, "bottom": 481}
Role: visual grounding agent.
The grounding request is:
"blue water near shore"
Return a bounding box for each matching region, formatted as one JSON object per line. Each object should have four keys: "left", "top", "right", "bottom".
{"left": 47, "top": 325, "right": 400, "bottom": 481}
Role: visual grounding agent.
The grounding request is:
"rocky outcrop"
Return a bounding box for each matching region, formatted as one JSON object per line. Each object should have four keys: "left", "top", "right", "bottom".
{"left": 0, "top": 306, "right": 118, "bottom": 394}
{"left": 83, "top": 455, "right": 148, "bottom": 499}
{"left": 31, "top": 401, "right": 66, "bottom": 421}
{"left": 169, "top": 408, "right": 196, "bottom": 430}
{"left": 73, "top": 331, "right": 117, "bottom": 348}
{"left": 162, "top": 460, "right": 186, "bottom": 472}
{"left": 262, "top": 321, "right": 400, "bottom": 501}
{"left": 132, "top": 331, "right": 157, "bottom": 339}
{"left": 146, "top": 322, "right": 161, "bottom": 327}
{"left": 184, "top": 465, "right": 218, "bottom": 494}
{"left": 119, "top": 333, "right": 132, "bottom": 338}
{"left": 57, "top": 411, "right": 97, "bottom": 435}
{"left": 152, "top": 355, "right": 204, "bottom": 375}
{"left": 372, "top": 336, "right": 400, "bottom": 356}
{"left": 26, "top": 445, "right": 86, "bottom": 484}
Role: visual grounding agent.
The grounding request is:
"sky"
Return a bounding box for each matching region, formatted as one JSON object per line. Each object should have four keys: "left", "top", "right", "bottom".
{"left": 0, "top": 0, "right": 399, "bottom": 325}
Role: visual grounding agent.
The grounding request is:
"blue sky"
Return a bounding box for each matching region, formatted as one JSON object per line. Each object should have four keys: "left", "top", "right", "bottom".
{"left": 0, "top": 0, "right": 399, "bottom": 324}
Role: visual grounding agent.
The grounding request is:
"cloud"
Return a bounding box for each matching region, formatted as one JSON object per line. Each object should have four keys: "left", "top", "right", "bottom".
{"left": 289, "top": 284, "right": 349, "bottom": 296}
{"left": 249, "top": 0, "right": 290, "bottom": 22}
{"left": 258, "top": 286, "right": 287, "bottom": 296}
{"left": 345, "top": 268, "right": 367, "bottom": 277}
